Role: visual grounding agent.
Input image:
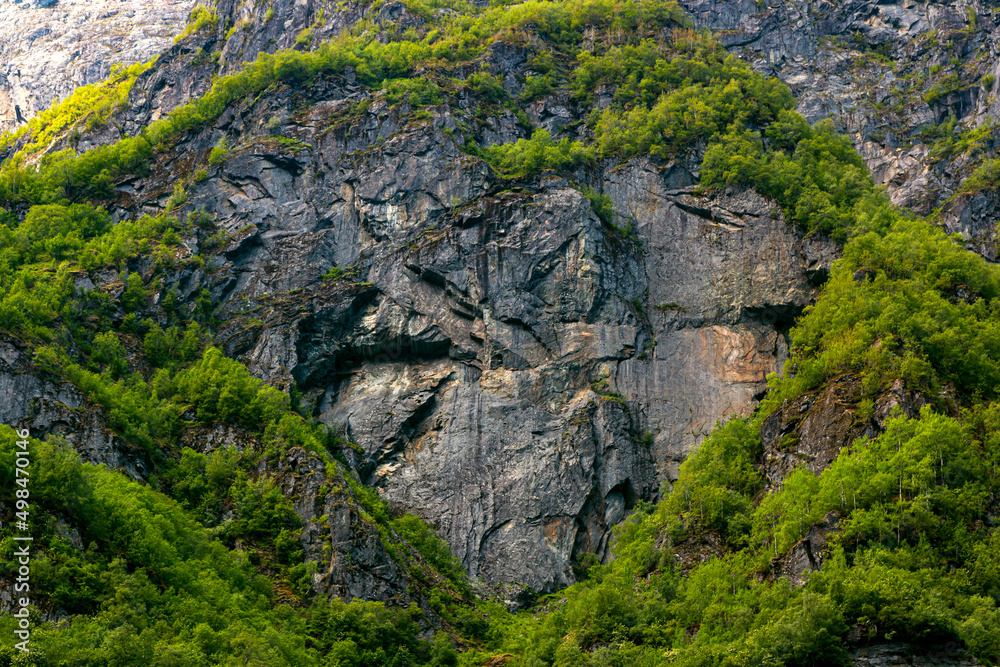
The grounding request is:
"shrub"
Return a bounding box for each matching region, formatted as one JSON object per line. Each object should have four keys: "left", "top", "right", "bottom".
{"left": 175, "top": 5, "right": 220, "bottom": 43}
{"left": 959, "top": 158, "right": 1000, "bottom": 194}
{"left": 483, "top": 128, "right": 592, "bottom": 177}
{"left": 209, "top": 136, "right": 230, "bottom": 166}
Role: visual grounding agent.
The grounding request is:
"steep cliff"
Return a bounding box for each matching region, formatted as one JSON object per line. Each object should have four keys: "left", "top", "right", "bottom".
{"left": 0, "top": 0, "right": 840, "bottom": 596}
{"left": 0, "top": 0, "right": 193, "bottom": 132}
{"left": 680, "top": 0, "right": 1000, "bottom": 258}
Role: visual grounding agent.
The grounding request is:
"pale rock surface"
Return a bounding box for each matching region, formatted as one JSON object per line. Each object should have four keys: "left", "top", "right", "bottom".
{"left": 0, "top": 0, "right": 193, "bottom": 132}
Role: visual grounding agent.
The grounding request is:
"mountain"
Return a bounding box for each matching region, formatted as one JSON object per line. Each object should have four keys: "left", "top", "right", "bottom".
{"left": 0, "top": 0, "right": 192, "bottom": 133}
{"left": 0, "top": 0, "right": 997, "bottom": 665}
{"left": 681, "top": 0, "right": 1000, "bottom": 258}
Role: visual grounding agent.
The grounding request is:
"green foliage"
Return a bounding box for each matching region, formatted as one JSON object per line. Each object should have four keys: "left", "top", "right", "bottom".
{"left": 391, "top": 514, "right": 470, "bottom": 594}
{"left": 306, "top": 598, "right": 457, "bottom": 666}
{"left": 165, "top": 182, "right": 187, "bottom": 211}
{"left": 224, "top": 475, "right": 303, "bottom": 563}
{"left": 209, "top": 136, "right": 230, "bottom": 166}
{"left": 1, "top": 203, "right": 109, "bottom": 263}
{"left": 171, "top": 347, "right": 290, "bottom": 424}
{"left": 484, "top": 129, "right": 592, "bottom": 177}
{"left": 774, "top": 212, "right": 1000, "bottom": 400}
{"left": 384, "top": 77, "right": 444, "bottom": 106}
{"left": 323, "top": 265, "right": 346, "bottom": 281}
{"left": 581, "top": 186, "right": 614, "bottom": 225}
{"left": 754, "top": 407, "right": 1000, "bottom": 560}
{"left": 661, "top": 418, "right": 763, "bottom": 542}
{"left": 0, "top": 0, "right": 690, "bottom": 207}
{"left": 583, "top": 36, "right": 794, "bottom": 159}
{"left": 465, "top": 71, "right": 508, "bottom": 101}
{"left": 919, "top": 117, "right": 994, "bottom": 163}
{"left": 468, "top": 405, "right": 1000, "bottom": 666}
{"left": 175, "top": 5, "right": 220, "bottom": 43}
{"left": 0, "top": 206, "right": 182, "bottom": 346}
{"left": 296, "top": 27, "right": 315, "bottom": 48}
{"left": 0, "top": 62, "right": 151, "bottom": 158}
{"left": 156, "top": 446, "right": 239, "bottom": 525}
{"left": 959, "top": 158, "right": 1000, "bottom": 194}
{"left": 520, "top": 74, "right": 554, "bottom": 102}
{"left": 0, "top": 428, "right": 317, "bottom": 665}
{"left": 923, "top": 73, "right": 964, "bottom": 105}
{"left": 121, "top": 272, "right": 147, "bottom": 312}
{"left": 701, "top": 119, "right": 872, "bottom": 238}
{"left": 477, "top": 26, "right": 864, "bottom": 246}
{"left": 142, "top": 320, "right": 204, "bottom": 368}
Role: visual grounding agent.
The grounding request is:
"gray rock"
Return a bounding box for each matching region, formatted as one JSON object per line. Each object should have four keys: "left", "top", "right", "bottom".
{"left": 759, "top": 375, "right": 929, "bottom": 487}
{"left": 0, "top": 0, "right": 193, "bottom": 133}
{"left": 180, "top": 102, "right": 834, "bottom": 592}
{"left": 850, "top": 642, "right": 979, "bottom": 666}
{"left": 677, "top": 0, "right": 1000, "bottom": 255}
{"left": 0, "top": 337, "right": 151, "bottom": 480}
{"left": 769, "top": 511, "right": 839, "bottom": 586}
{"left": 0, "top": 0, "right": 839, "bottom": 598}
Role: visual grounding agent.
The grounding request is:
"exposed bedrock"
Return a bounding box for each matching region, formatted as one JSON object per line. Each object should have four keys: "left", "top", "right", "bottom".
{"left": 184, "top": 105, "right": 836, "bottom": 591}
{"left": 679, "top": 0, "right": 1000, "bottom": 259}
{"left": 0, "top": 0, "right": 193, "bottom": 133}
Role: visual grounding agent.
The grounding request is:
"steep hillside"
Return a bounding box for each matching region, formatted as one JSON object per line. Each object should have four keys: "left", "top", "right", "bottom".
{"left": 680, "top": 0, "right": 1000, "bottom": 258}
{"left": 0, "top": 0, "right": 193, "bottom": 133}
{"left": 0, "top": 0, "right": 840, "bottom": 596}
{"left": 0, "top": 0, "right": 997, "bottom": 665}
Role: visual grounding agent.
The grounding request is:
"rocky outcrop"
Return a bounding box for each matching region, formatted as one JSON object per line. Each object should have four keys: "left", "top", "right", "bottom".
{"left": 679, "top": 0, "right": 1000, "bottom": 258}
{"left": 1, "top": 12, "right": 835, "bottom": 588}
{"left": 769, "top": 511, "right": 839, "bottom": 586}
{"left": 189, "top": 100, "right": 832, "bottom": 591}
{"left": 0, "top": 333, "right": 445, "bottom": 611}
{"left": 938, "top": 188, "right": 1000, "bottom": 261}
{"left": 0, "top": 337, "right": 151, "bottom": 480}
{"left": 760, "top": 375, "right": 928, "bottom": 486}
{"left": 0, "top": 0, "right": 193, "bottom": 132}
{"left": 850, "top": 642, "right": 979, "bottom": 667}
{"left": 606, "top": 171, "right": 836, "bottom": 478}
{"left": 0, "top": 0, "right": 838, "bottom": 596}
{"left": 264, "top": 446, "right": 430, "bottom": 606}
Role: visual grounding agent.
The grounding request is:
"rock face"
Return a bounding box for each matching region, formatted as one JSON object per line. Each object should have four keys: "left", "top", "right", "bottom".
{"left": 605, "top": 172, "right": 835, "bottom": 477}
{"left": 192, "top": 110, "right": 833, "bottom": 591}
{"left": 678, "top": 0, "right": 1000, "bottom": 258}
{"left": 0, "top": 0, "right": 850, "bottom": 606}
{"left": 849, "top": 643, "right": 979, "bottom": 667}
{"left": 0, "top": 331, "right": 435, "bottom": 612}
{"left": 0, "top": 336, "right": 152, "bottom": 480}
{"left": 769, "top": 511, "right": 839, "bottom": 586}
{"left": 0, "top": 5, "right": 994, "bottom": 667}
{"left": 35, "top": 51, "right": 832, "bottom": 593}
{"left": 0, "top": 0, "right": 841, "bottom": 595}
{"left": 759, "top": 375, "right": 929, "bottom": 486}
{"left": 0, "top": 0, "right": 193, "bottom": 132}
{"left": 263, "top": 445, "right": 439, "bottom": 607}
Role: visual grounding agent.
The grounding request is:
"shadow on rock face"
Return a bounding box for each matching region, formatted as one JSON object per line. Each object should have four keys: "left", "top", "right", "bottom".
{"left": 214, "top": 151, "right": 836, "bottom": 595}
